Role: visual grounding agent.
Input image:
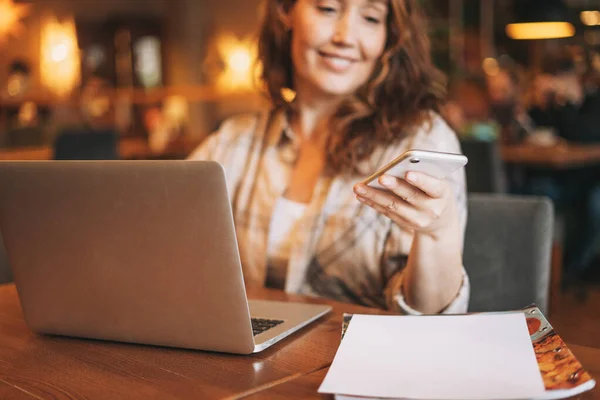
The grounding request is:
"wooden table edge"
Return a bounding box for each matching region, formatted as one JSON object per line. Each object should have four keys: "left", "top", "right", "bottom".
{"left": 228, "top": 364, "right": 330, "bottom": 400}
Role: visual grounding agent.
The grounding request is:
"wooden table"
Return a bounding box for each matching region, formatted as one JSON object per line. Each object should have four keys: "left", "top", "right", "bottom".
{"left": 502, "top": 143, "right": 600, "bottom": 169}
{"left": 1, "top": 284, "right": 598, "bottom": 400}
{"left": 0, "top": 284, "right": 384, "bottom": 399}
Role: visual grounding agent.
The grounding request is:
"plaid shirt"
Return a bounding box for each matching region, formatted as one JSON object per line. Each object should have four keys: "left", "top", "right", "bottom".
{"left": 189, "top": 108, "right": 469, "bottom": 314}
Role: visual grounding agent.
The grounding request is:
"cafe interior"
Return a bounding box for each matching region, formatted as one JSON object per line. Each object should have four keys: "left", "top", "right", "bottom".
{"left": 0, "top": 0, "right": 599, "bottom": 398}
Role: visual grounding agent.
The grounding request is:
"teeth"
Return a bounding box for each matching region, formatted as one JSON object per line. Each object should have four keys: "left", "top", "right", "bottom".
{"left": 325, "top": 56, "right": 351, "bottom": 69}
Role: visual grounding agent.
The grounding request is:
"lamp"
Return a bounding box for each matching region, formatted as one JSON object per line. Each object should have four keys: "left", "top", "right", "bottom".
{"left": 205, "top": 34, "right": 258, "bottom": 93}
{"left": 581, "top": 10, "right": 600, "bottom": 27}
{"left": 40, "top": 15, "right": 81, "bottom": 97}
{"left": 506, "top": 0, "right": 575, "bottom": 40}
{"left": 0, "top": 0, "right": 30, "bottom": 44}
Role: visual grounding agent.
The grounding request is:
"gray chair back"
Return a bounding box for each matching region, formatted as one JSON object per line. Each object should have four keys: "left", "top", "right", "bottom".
{"left": 463, "top": 194, "right": 553, "bottom": 314}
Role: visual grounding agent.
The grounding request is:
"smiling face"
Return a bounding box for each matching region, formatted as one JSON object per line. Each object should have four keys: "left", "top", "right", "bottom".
{"left": 283, "top": 0, "right": 388, "bottom": 98}
{"left": 259, "top": 0, "right": 446, "bottom": 174}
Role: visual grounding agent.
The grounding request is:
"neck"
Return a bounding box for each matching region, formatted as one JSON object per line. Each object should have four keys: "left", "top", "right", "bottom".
{"left": 291, "top": 80, "right": 344, "bottom": 140}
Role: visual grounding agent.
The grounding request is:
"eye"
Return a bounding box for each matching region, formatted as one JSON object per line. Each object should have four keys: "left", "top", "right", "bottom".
{"left": 363, "top": 5, "right": 387, "bottom": 25}
{"left": 317, "top": 5, "right": 337, "bottom": 13}
{"left": 316, "top": 0, "right": 339, "bottom": 14}
{"left": 364, "top": 15, "right": 381, "bottom": 24}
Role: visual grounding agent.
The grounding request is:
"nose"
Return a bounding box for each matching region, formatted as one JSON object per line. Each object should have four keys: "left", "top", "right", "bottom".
{"left": 332, "top": 12, "right": 354, "bottom": 47}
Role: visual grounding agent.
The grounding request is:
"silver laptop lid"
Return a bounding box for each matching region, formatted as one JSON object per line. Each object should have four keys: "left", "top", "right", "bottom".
{"left": 0, "top": 160, "right": 256, "bottom": 354}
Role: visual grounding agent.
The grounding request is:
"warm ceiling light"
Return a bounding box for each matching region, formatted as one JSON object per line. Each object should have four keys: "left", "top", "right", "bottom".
{"left": 508, "top": 0, "right": 576, "bottom": 40}
{"left": 0, "top": 0, "right": 30, "bottom": 43}
{"left": 581, "top": 11, "right": 600, "bottom": 26}
{"left": 40, "top": 15, "right": 81, "bottom": 97}
{"left": 506, "top": 22, "right": 575, "bottom": 40}
{"left": 214, "top": 34, "right": 257, "bottom": 93}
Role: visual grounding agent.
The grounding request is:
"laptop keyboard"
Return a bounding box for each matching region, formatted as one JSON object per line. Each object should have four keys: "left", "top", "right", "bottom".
{"left": 251, "top": 318, "right": 284, "bottom": 336}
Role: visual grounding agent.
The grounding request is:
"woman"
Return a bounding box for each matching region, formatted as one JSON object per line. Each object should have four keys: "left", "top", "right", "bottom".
{"left": 189, "top": 0, "right": 469, "bottom": 315}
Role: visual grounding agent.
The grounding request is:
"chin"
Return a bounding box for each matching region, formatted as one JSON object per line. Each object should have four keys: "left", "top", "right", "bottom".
{"left": 311, "top": 76, "right": 362, "bottom": 97}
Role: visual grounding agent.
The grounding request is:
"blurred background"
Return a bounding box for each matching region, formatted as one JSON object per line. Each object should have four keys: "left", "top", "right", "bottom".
{"left": 0, "top": 0, "right": 597, "bottom": 152}
{"left": 0, "top": 0, "right": 598, "bottom": 151}
{"left": 0, "top": 0, "right": 599, "bottom": 345}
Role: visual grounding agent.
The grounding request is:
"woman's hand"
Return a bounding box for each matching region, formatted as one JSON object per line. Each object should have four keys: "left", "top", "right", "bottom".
{"left": 355, "top": 171, "right": 464, "bottom": 314}
{"left": 353, "top": 171, "right": 458, "bottom": 239}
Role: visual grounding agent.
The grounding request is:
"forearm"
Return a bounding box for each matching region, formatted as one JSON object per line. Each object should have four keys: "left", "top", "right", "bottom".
{"left": 402, "top": 217, "right": 464, "bottom": 314}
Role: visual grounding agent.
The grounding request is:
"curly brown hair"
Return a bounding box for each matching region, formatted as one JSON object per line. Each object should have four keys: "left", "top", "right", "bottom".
{"left": 257, "top": 0, "right": 446, "bottom": 175}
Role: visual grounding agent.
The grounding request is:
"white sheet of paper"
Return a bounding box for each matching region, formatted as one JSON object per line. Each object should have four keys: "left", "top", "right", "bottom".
{"left": 319, "top": 313, "right": 546, "bottom": 400}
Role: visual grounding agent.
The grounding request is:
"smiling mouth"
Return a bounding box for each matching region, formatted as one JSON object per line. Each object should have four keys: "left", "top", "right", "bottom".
{"left": 318, "top": 51, "right": 358, "bottom": 72}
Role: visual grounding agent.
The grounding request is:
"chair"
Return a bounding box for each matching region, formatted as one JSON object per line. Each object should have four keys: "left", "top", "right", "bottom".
{"left": 460, "top": 139, "right": 507, "bottom": 193}
{"left": 53, "top": 128, "right": 119, "bottom": 160}
{"left": 463, "top": 194, "right": 554, "bottom": 314}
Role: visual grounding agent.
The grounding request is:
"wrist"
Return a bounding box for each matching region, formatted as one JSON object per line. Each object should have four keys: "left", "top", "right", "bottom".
{"left": 418, "top": 200, "right": 462, "bottom": 244}
{"left": 415, "top": 218, "right": 461, "bottom": 249}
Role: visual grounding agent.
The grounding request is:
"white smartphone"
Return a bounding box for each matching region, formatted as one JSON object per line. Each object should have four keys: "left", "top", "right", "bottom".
{"left": 362, "top": 149, "right": 468, "bottom": 190}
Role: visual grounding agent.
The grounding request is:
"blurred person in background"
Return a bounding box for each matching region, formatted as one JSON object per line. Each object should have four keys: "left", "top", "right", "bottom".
{"left": 486, "top": 61, "right": 534, "bottom": 145}
{"left": 443, "top": 74, "right": 499, "bottom": 141}
{"left": 188, "top": 0, "right": 469, "bottom": 314}
{"left": 581, "top": 51, "right": 600, "bottom": 94}
{"left": 526, "top": 53, "right": 600, "bottom": 294}
{"left": 528, "top": 54, "right": 600, "bottom": 143}
{"left": 484, "top": 61, "right": 535, "bottom": 194}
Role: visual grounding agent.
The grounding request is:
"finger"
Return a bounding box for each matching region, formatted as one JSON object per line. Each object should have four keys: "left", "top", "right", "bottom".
{"left": 377, "top": 175, "right": 427, "bottom": 207}
{"left": 355, "top": 188, "right": 421, "bottom": 223}
{"left": 357, "top": 195, "right": 417, "bottom": 232}
{"left": 375, "top": 176, "right": 446, "bottom": 221}
{"left": 404, "top": 172, "right": 446, "bottom": 199}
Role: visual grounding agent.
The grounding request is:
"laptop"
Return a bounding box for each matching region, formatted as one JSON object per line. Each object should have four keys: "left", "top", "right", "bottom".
{"left": 0, "top": 160, "right": 331, "bottom": 354}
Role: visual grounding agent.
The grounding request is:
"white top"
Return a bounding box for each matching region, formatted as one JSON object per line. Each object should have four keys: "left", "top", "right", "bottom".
{"left": 265, "top": 197, "right": 307, "bottom": 289}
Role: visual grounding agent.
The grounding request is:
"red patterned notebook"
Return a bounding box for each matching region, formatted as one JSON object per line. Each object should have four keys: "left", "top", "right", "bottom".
{"left": 338, "top": 306, "right": 596, "bottom": 400}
